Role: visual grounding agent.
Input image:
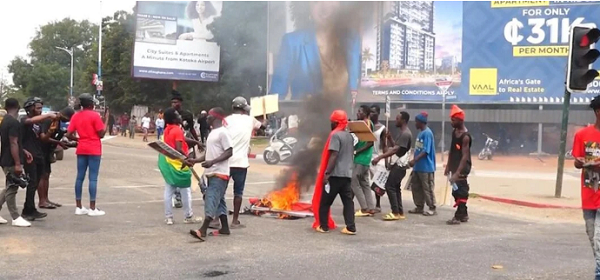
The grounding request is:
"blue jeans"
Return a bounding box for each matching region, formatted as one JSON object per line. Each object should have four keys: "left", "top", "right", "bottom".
{"left": 204, "top": 177, "right": 228, "bottom": 219}
{"left": 583, "top": 209, "right": 600, "bottom": 280}
{"left": 229, "top": 168, "right": 248, "bottom": 197}
{"left": 75, "top": 155, "right": 101, "bottom": 201}
{"left": 157, "top": 127, "right": 164, "bottom": 140}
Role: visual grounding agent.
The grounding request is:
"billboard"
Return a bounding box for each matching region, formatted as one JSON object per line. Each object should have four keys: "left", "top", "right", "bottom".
{"left": 133, "top": 1, "right": 222, "bottom": 82}
{"left": 266, "top": 1, "right": 600, "bottom": 104}
{"left": 460, "top": 1, "right": 600, "bottom": 104}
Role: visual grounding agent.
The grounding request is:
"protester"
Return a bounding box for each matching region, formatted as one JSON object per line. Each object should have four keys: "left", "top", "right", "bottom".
{"left": 0, "top": 98, "right": 32, "bottom": 227}
{"left": 157, "top": 108, "right": 203, "bottom": 225}
{"left": 314, "top": 110, "right": 356, "bottom": 235}
{"left": 21, "top": 97, "right": 56, "bottom": 221}
{"left": 220, "top": 97, "right": 262, "bottom": 229}
{"left": 120, "top": 113, "right": 129, "bottom": 137}
{"left": 444, "top": 105, "right": 472, "bottom": 225}
{"left": 189, "top": 107, "right": 233, "bottom": 242}
{"left": 38, "top": 107, "right": 75, "bottom": 209}
{"left": 198, "top": 110, "right": 209, "bottom": 144}
{"left": 352, "top": 105, "right": 375, "bottom": 217}
{"left": 129, "top": 116, "right": 137, "bottom": 139}
{"left": 155, "top": 113, "right": 165, "bottom": 140}
{"left": 65, "top": 93, "right": 109, "bottom": 217}
{"left": 408, "top": 111, "right": 437, "bottom": 216}
{"left": 141, "top": 113, "right": 151, "bottom": 142}
{"left": 574, "top": 95, "right": 600, "bottom": 280}
{"left": 369, "top": 104, "right": 389, "bottom": 213}
{"left": 171, "top": 90, "right": 200, "bottom": 208}
{"left": 372, "top": 112, "right": 412, "bottom": 221}
{"left": 108, "top": 114, "right": 115, "bottom": 136}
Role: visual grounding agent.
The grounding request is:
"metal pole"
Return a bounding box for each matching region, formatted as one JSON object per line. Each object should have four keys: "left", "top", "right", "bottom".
{"left": 441, "top": 92, "right": 446, "bottom": 163}
{"left": 70, "top": 47, "right": 74, "bottom": 97}
{"left": 555, "top": 88, "right": 571, "bottom": 198}
{"left": 265, "top": 1, "right": 270, "bottom": 95}
{"left": 97, "top": 0, "right": 103, "bottom": 97}
{"left": 537, "top": 105, "right": 543, "bottom": 154}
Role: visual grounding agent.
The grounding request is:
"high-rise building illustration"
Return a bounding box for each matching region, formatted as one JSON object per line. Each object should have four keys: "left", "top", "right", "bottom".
{"left": 375, "top": 1, "right": 435, "bottom": 72}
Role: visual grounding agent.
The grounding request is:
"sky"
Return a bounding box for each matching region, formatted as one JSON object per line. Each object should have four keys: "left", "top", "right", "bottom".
{"left": 0, "top": 0, "right": 137, "bottom": 83}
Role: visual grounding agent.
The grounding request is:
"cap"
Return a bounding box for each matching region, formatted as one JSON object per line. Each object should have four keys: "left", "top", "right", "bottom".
{"left": 79, "top": 93, "right": 94, "bottom": 101}
{"left": 232, "top": 96, "right": 251, "bottom": 112}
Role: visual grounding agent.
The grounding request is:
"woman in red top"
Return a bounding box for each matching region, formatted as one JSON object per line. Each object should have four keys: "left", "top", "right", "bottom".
{"left": 66, "top": 93, "right": 109, "bottom": 217}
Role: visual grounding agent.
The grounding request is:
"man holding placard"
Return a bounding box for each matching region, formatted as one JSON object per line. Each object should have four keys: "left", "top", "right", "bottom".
{"left": 372, "top": 112, "right": 412, "bottom": 221}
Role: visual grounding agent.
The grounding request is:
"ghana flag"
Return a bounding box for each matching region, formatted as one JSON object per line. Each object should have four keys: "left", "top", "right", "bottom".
{"left": 150, "top": 140, "right": 192, "bottom": 188}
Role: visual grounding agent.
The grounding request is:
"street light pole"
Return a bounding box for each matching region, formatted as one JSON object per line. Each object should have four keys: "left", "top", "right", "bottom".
{"left": 55, "top": 46, "right": 74, "bottom": 97}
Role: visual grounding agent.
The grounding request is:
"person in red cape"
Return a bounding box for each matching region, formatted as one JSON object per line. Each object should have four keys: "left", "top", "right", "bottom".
{"left": 312, "top": 110, "right": 356, "bottom": 235}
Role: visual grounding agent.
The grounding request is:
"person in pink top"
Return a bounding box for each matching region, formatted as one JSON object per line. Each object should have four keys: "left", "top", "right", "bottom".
{"left": 65, "top": 93, "right": 109, "bottom": 217}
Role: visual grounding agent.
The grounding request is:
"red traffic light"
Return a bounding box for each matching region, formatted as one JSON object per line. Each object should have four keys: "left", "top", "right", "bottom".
{"left": 580, "top": 28, "right": 600, "bottom": 47}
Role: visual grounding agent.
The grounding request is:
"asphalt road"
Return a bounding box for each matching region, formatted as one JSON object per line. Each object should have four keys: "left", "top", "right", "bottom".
{"left": 0, "top": 143, "right": 593, "bottom": 280}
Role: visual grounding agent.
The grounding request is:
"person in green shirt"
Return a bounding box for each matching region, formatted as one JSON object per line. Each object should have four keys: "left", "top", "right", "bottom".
{"left": 352, "top": 105, "right": 375, "bottom": 217}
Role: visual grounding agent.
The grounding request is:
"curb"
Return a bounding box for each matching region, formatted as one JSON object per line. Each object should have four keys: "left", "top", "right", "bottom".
{"left": 475, "top": 194, "right": 580, "bottom": 209}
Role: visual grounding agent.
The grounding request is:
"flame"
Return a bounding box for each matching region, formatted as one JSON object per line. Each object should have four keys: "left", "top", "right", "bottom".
{"left": 255, "top": 172, "right": 300, "bottom": 218}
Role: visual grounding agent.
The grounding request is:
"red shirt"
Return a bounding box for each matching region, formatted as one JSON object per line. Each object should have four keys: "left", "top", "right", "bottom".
{"left": 68, "top": 109, "right": 104, "bottom": 156}
{"left": 573, "top": 125, "right": 600, "bottom": 209}
{"left": 164, "top": 124, "right": 188, "bottom": 155}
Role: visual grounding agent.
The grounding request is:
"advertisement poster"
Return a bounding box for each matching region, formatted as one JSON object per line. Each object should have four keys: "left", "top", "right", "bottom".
{"left": 359, "top": 1, "right": 462, "bottom": 103}
{"left": 461, "top": 1, "right": 600, "bottom": 104}
{"left": 133, "top": 1, "right": 222, "bottom": 82}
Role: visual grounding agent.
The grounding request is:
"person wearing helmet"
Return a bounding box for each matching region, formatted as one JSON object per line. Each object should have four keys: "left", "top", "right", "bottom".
{"left": 208, "top": 96, "right": 264, "bottom": 230}
{"left": 20, "top": 97, "right": 57, "bottom": 221}
{"left": 38, "top": 107, "right": 76, "bottom": 209}
{"left": 65, "top": 93, "right": 110, "bottom": 217}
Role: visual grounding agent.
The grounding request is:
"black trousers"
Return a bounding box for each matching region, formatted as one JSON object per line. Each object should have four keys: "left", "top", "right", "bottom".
{"left": 319, "top": 176, "right": 355, "bottom": 232}
{"left": 385, "top": 166, "right": 407, "bottom": 215}
{"left": 23, "top": 161, "right": 44, "bottom": 215}
{"left": 452, "top": 179, "right": 470, "bottom": 219}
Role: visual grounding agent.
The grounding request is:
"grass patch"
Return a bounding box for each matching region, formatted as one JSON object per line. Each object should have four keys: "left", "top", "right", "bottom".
{"left": 251, "top": 137, "right": 270, "bottom": 147}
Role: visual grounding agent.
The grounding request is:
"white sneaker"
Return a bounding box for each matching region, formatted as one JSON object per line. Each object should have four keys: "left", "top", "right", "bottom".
{"left": 0, "top": 215, "right": 7, "bottom": 224}
{"left": 88, "top": 208, "right": 106, "bottom": 217}
{"left": 75, "top": 207, "right": 89, "bottom": 215}
{"left": 165, "top": 218, "right": 174, "bottom": 225}
{"left": 12, "top": 216, "right": 31, "bottom": 227}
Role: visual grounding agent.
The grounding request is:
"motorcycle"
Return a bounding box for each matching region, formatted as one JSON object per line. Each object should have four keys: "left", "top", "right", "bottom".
{"left": 478, "top": 133, "right": 499, "bottom": 160}
{"left": 263, "top": 127, "right": 297, "bottom": 165}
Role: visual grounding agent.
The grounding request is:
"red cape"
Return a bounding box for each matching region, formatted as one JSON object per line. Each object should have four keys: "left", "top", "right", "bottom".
{"left": 312, "top": 125, "right": 346, "bottom": 229}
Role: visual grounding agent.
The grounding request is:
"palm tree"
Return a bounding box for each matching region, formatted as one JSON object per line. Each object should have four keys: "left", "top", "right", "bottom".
{"left": 362, "top": 47, "right": 374, "bottom": 76}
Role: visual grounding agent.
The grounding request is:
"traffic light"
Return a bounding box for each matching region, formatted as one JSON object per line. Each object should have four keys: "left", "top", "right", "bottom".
{"left": 567, "top": 24, "right": 600, "bottom": 93}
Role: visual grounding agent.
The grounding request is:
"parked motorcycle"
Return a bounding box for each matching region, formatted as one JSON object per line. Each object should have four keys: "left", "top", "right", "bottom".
{"left": 263, "top": 128, "right": 297, "bottom": 165}
{"left": 478, "top": 133, "right": 499, "bottom": 160}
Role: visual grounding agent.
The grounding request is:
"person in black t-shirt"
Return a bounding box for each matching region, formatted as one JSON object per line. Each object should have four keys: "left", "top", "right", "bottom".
{"left": 20, "top": 97, "right": 56, "bottom": 221}
{"left": 444, "top": 105, "right": 472, "bottom": 225}
{"left": 171, "top": 90, "right": 200, "bottom": 208}
{"left": 0, "top": 98, "right": 33, "bottom": 227}
{"left": 198, "top": 110, "right": 209, "bottom": 144}
{"left": 38, "top": 107, "right": 75, "bottom": 209}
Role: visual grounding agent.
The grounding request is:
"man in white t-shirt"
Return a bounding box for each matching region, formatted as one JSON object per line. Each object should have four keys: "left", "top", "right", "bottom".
{"left": 220, "top": 96, "right": 263, "bottom": 229}
{"left": 141, "top": 114, "right": 151, "bottom": 142}
{"left": 187, "top": 107, "right": 233, "bottom": 241}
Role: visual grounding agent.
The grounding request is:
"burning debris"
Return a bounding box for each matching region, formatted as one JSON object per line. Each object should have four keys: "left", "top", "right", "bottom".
{"left": 246, "top": 172, "right": 313, "bottom": 219}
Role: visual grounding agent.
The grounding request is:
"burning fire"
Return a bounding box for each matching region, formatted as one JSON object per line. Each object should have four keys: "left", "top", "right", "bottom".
{"left": 254, "top": 172, "right": 300, "bottom": 218}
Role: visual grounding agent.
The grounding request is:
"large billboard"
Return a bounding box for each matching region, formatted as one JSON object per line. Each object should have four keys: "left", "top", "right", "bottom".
{"left": 460, "top": 1, "right": 600, "bottom": 104}
{"left": 266, "top": 1, "right": 600, "bottom": 104}
{"left": 133, "top": 1, "right": 222, "bottom": 82}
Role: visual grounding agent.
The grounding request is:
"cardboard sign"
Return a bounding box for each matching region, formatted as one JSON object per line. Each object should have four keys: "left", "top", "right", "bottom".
{"left": 250, "top": 94, "right": 279, "bottom": 117}
{"left": 371, "top": 166, "right": 389, "bottom": 189}
{"left": 348, "top": 121, "right": 377, "bottom": 142}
